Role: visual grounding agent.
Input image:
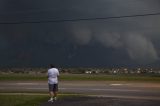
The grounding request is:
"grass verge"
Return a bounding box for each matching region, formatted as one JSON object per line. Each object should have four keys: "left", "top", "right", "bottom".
{"left": 0, "top": 73, "right": 160, "bottom": 82}
{"left": 0, "top": 94, "right": 48, "bottom": 106}
{"left": 0, "top": 94, "right": 83, "bottom": 106}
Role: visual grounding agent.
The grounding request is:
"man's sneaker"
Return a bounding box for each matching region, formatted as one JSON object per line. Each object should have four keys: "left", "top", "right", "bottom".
{"left": 54, "top": 97, "right": 57, "bottom": 101}
{"left": 48, "top": 98, "right": 53, "bottom": 102}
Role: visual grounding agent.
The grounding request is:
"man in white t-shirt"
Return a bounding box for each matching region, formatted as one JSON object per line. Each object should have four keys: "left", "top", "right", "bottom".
{"left": 47, "top": 64, "right": 59, "bottom": 102}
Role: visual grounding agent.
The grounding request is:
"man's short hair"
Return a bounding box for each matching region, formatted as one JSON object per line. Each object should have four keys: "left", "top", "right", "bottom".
{"left": 50, "top": 64, "right": 55, "bottom": 68}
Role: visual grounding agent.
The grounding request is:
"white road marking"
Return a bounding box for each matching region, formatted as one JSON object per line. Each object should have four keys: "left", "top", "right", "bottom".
{"left": 110, "top": 84, "right": 123, "bottom": 86}
{"left": 110, "top": 83, "right": 130, "bottom": 86}
{"left": 91, "top": 88, "right": 140, "bottom": 92}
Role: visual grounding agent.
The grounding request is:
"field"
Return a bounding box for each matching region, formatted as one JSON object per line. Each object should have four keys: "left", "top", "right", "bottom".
{"left": 0, "top": 94, "right": 85, "bottom": 106}
{"left": 0, "top": 94, "right": 48, "bottom": 106}
{"left": 1, "top": 92, "right": 160, "bottom": 106}
{"left": 0, "top": 73, "right": 160, "bottom": 82}
{"left": 0, "top": 73, "right": 160, "bottom": 106}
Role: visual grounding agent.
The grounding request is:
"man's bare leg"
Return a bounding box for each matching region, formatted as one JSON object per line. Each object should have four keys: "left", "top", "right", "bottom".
{"left": 53, "top": 92, "right": 58, "bottom": 100}
{"left": 48, "top": 91, "right": 54, "bottom": 102}
{"left": 50, "top": 91, "right": 54, "bottom": 98}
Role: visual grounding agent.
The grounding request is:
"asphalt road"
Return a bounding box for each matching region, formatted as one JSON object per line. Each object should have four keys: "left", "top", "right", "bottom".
{"left": 40, "top": 96, "right": 160, "bottom": 106}
{"left": 0, "top": 81, "right": 160, "bottom": 100}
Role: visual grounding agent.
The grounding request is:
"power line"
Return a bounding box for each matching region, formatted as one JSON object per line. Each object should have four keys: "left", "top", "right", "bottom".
{"left": 1, "top": 12, "right": 160, "bottom": 24}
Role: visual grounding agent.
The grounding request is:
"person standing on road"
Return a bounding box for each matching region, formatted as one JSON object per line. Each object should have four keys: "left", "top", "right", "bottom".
{"left": 47, "top": 64, "right": 59, "bottom": 102}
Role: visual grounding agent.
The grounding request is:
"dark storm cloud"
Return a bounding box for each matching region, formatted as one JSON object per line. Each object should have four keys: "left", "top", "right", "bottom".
{"left": 65, "top": 0, "right": 160, "bottom": 64}
{"left": 0, "top": 0, "right": 160, "bottom": 67}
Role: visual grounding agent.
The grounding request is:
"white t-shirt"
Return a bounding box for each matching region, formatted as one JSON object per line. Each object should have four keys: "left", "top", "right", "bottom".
{"left": 48, "top": 68, "right": 59, "bottom": 84}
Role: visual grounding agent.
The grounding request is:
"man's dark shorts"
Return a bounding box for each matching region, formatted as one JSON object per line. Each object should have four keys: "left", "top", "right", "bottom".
{"left": 48, "top": 84, "right": 58, "bottom": 92}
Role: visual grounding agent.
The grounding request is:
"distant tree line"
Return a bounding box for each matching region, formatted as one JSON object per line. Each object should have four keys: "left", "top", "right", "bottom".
{"left": 0, "top": 67, "right": 160, "bottom": 75}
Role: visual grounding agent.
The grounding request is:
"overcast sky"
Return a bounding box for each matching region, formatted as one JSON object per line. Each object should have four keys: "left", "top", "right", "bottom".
{"left": 0, "top": 0, "right": 160, "bottom": 67}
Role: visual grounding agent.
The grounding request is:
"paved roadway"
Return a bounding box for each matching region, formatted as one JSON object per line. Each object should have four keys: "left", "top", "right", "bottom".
{"left": 0, "top": 81, "right": 160, "bottom": 100}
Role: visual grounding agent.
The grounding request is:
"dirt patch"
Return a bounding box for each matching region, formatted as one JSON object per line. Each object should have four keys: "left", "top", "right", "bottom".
{"left": 40, "top": 96, "right": 160, "bottom": 106}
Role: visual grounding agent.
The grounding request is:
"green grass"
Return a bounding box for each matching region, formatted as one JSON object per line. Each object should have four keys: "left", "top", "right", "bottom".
{"left": 60, "top": 74, "right": 160, "bottom": 82}
{"left": 0, "top": 73, "right": 160, "bottom": 82}
{"left": 0, "top": 94, "right": 48, "bottom": 106}
{"left": 0, "top": 74, "right": 46, "bottom": 81}
{"left": 0, "top": 94, "right": 85, "bottom": 106}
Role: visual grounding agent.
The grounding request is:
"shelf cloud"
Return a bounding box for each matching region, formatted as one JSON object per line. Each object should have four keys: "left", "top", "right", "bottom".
{"left": 0, "top": 0, "right": 160, "bottom": 67}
